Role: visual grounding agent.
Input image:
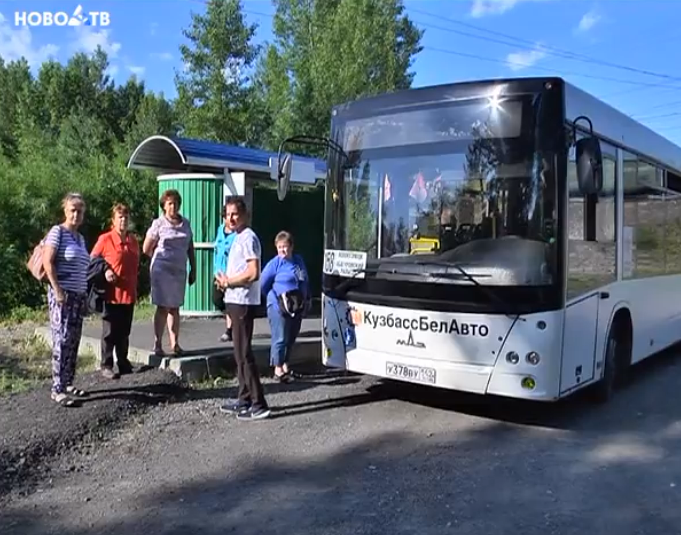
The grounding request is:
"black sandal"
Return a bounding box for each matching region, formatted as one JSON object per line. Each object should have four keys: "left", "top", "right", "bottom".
{"left": 66, "top": 386, "right": 89, "bottom": 397}
{"left": 274, "top": 372, "right": 294, "bottom": 383}
{"left": 51, "top": 392, "right": 77, "bottom": 407}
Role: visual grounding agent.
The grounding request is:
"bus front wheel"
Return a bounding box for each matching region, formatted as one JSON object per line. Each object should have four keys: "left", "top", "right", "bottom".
{"left": 592, "top": 315, "right": 632, "bottom": 403}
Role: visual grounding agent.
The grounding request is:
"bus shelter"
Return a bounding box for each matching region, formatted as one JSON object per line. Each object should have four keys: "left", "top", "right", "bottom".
{"left": 127, "top": 135, "right": 325, "bottom": 317}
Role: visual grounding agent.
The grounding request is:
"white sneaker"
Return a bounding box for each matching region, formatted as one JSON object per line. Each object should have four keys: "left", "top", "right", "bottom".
{"left": 236, "top": 407, "right": 271, "bottom": 421}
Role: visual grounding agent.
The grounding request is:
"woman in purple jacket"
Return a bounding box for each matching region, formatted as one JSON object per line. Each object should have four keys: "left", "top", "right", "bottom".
{"left": 260, "top": 231, "right": 310, "bottom": 383}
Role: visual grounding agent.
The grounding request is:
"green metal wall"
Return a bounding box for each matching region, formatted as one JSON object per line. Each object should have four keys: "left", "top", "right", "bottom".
{"left": 157, "top": 175, "right": 223, "bottom": 316}
{"left": 251, "top": 184, "right": 325, "bottom": 299}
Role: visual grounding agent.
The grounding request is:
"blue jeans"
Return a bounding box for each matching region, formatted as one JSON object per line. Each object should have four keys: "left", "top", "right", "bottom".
{"left": 267, "top": 305, "right": 302, "bottom": 367}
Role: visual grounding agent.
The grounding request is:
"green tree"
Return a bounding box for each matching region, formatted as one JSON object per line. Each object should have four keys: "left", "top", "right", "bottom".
{"left": 0, "top": 58, "right": 33, "bottom": 159}
{"left": 174, "top": 0, "right": 261, "bottom": 144}
{"left": 124, "top": 92, "right": 176, "bottom": 150}
{"left": 0, "top": 45, "right": 175, "bottom": 318}
{"left": 256, "top": 0, "right": 424, "bottom": 152}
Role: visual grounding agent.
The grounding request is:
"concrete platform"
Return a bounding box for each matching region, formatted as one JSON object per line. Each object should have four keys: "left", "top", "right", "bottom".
{"left": 34, "top": 316, "right": 322, "bottom": 382}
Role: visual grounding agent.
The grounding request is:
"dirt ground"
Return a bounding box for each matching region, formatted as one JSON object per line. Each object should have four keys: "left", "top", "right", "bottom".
{"left": 0, "top": 365, "right": 186, "bottom": 502}
{"left": 2, "top": 347, "right": 681, "bottom": 535}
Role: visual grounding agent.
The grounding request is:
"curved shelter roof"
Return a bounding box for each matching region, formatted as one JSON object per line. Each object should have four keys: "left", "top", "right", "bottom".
{"left": 127, "top": 135, "right": 326, "bottom": 181}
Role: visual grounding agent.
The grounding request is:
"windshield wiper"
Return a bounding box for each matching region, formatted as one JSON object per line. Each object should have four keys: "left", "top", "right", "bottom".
{"left": 413, "top": 261, "right": 484, "bottom": 285}
{"left": 413, "top": 261, "right": 525, "bottom": 322}
{"left": 331, "top": 261, "right": 416, "bottom": 295}
{"left": 331, "top": 266, "right": 381, "bottom": 296}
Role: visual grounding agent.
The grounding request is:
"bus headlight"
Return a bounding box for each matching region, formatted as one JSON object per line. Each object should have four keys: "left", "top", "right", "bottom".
{"left": 526, "top": 351, "right": 541, "bottom": 365}
{"left": 506, "top": 351, "right": 519, "bottom": 364}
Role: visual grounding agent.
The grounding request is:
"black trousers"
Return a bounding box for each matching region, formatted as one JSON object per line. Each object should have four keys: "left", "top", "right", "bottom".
{"left": 227, "top": 304, "right": 267, "bottom": 411}
{"left": 100, "top": 303, "right": 135, "bottom": 370}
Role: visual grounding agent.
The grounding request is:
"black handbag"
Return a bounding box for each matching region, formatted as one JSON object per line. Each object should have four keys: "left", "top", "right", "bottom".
{"left": 277, "top": 289, "right": 305, "bottom": 318}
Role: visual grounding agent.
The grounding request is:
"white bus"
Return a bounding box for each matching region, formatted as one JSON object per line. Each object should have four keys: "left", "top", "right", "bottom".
{"left": 274, "top": 77, "right": 681, "bottom": 402}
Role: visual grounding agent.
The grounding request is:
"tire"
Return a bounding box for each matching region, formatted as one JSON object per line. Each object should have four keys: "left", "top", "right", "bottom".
{"left": 593, "top": 329, "right": 617, "bottom": 403}
{"left": 592, "top": 322, "right": 630, "bottom": 403}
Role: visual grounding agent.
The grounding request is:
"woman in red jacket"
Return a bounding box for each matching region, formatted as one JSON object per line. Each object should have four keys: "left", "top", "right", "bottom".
{"left": 91, "top": 203, "right": 141, "bottom": 379}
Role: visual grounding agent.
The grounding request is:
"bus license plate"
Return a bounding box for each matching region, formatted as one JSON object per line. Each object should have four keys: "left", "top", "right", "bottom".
{"left": 386, "top": 362, "right": 436, "bottom": 385}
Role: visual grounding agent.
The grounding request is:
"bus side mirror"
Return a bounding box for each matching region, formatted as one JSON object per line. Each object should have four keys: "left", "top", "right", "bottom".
{"left": 276, "top": 153, "right": 293, "bottom": 201}
{"left": 575, "top": 136, "right": 603, "bottom": 195}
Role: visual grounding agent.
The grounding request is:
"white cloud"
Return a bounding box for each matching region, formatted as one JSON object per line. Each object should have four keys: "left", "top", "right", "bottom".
{"left": 506, "top": 45, "right": 547, "bottom": 71}
{"left": 106, "top": 65, "right": 119, "bottom": 77}
{"left": 0, "top": 12, "right": 59, "bottom": 66}
{"left": 576, "top": 8, "right": 601, "bottom": 33}
{"left": 150, "top": 52, "right": 173, "bottom": 61}
{"left": 150, "top": 22, "right": 158, "bottom": 37}
{"left": 127, "top": 65, "right": 145, "bottom": 76}
{"left": 71, "top": 25, "right": 121, "bottom": 58}
{"left": 470, "top": 0, "right": 549, "bottom": 17}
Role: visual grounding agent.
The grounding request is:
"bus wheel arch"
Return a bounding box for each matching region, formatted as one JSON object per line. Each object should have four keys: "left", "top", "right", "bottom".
{"left": 593, "top": 306, "right": 633, "bottom": 403}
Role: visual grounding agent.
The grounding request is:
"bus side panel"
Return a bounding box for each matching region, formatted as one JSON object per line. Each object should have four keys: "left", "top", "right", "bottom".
{"left": 560, "top": 294, "right": 598, "bottom": 393}
{"left": 610, "top": 277, "right": 681, "bottom": 364}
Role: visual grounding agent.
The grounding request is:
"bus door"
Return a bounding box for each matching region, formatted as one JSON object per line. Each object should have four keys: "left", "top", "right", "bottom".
{"left": 560, "top": 141, "right": 617, "bottom": 394}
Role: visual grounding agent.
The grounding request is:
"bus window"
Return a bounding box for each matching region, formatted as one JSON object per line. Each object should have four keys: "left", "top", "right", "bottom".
{"left": 566, "top": 138, "right": 616, "bottom": 299}
{"left": 624, "top": 157, "right": 670, "bottom": 279}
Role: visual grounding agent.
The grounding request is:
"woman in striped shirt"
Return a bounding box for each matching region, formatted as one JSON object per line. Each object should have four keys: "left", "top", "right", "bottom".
{"left": 42, "top": 192, "right": 91, "bottom": 407}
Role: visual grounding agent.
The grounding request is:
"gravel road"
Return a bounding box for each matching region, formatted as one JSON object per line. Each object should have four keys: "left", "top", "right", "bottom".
{"left": 0, "top": 368, "right": 185, "bottom": 501}
{"left": 2, "top": 350, "right": 681, "bottom": 535}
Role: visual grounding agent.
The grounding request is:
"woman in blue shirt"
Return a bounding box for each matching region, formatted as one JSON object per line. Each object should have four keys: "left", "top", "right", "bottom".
{"left": 213, "top": 207, "right": 236, "bottom": 341}
{"left": 260, "top": 230, "right": 310, "bottom": 382}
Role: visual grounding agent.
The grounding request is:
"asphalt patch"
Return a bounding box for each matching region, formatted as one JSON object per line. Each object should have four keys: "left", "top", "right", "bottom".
{"left": 0, "top": 368, "right": 188, "bottom": 502}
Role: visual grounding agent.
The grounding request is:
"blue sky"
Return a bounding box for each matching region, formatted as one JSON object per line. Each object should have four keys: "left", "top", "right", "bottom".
{"left": 2, "top": 0, "right": 681, "bottom": 144}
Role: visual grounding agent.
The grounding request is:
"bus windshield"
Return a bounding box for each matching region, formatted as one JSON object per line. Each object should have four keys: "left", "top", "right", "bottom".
{"left": 326, "top": 93, "right": 559, "bottom": 287}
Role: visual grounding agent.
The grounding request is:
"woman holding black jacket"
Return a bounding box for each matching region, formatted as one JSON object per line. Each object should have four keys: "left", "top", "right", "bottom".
{"left": 91, "top": 203, "right": 140, "bottom": 379}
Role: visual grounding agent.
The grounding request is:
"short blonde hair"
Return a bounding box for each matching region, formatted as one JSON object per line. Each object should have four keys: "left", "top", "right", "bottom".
{"left": 275, "top": 231, "right": 294, "bottom": 246}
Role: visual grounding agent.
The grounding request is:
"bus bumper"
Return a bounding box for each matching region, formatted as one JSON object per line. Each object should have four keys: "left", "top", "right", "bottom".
{"left": 335, "top": 348, "right": 559, "bottom": 401}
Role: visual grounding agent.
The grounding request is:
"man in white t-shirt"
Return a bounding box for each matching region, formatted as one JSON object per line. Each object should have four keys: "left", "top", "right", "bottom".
{"left": 215, "top": 196, "right": 270, "bottom": 421}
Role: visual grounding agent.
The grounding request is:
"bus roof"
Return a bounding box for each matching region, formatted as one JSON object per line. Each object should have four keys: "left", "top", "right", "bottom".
{"left": 332, "top": 76, "right": 555, "bottom": 118}
{"left": 564, "top": 81, "right": 681, "bottom": 173}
